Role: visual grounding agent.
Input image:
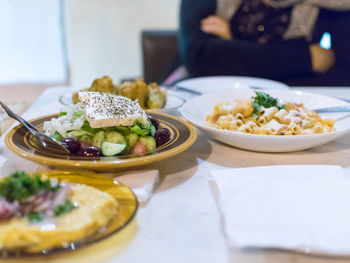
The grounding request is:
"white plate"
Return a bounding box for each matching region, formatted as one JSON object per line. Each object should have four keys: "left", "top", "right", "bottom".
{"left": 176, "top": 76, "right": 289, "bottom": 95}
{"left": 59, "top": 90, "right": 185, "bottom": 113}
{"left": 181, "top": 88, "right": 350, "bottom": 152}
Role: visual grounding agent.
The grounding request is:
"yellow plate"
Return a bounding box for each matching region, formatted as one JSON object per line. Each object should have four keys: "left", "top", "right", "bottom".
{"left": 0, "top": 170, "right": 138, "bottom": 256}
{"left": 5, "top": 112, "right": 197, "bottom": 171}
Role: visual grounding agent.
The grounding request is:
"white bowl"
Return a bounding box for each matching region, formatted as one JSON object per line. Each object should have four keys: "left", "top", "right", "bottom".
{"left": 181, "top": 88, "right": 350, "bottom": 152}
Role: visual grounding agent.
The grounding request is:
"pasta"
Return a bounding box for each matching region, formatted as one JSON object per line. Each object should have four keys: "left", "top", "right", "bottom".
{"left": 206, "top": 92, "right": 335, "bottom": 135}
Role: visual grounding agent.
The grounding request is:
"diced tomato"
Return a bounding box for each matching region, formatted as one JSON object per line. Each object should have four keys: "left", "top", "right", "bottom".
{"left": 131, "top": 141, "right": 146, "bottom": 155}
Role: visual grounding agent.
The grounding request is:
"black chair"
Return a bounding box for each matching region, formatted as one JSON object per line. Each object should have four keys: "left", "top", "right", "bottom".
{"left": 141, "top": 30, "right": 179, "bottom": 83}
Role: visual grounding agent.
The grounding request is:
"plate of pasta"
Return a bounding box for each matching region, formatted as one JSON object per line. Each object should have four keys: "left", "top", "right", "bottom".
{"left": 181, "top": 88, "right": 350, "bottom": 152}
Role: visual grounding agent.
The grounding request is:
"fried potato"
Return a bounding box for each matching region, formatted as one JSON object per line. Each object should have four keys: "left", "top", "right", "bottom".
{"left": 147, "top": 83, "right": 166, "bottom": 109}
{"left": 72, "top": 77, "right": 166, "bottom": 110}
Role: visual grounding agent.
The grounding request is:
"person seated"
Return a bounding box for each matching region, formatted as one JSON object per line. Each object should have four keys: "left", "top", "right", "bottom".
{"left": 179, "top": 0, "right": 350, "bottom": 86}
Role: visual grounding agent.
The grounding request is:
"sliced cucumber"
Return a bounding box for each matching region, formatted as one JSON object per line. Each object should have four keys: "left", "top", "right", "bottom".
{"left": 139, "top": 136, "right": 156, "bottom": 152}
{"left": 101, "top": 142, "right": 126, "bottom": 157}
{"left": 114, "top": 126, "right": 130, "bottom": 136}
{"left": 67, "top": 129, "right": 93, "bottom": 138}
{"left": 80, "top": 134, "right": 93, "bottom": 143}
{"left": 92, "top": 131, "right": 105, "bottom": 148}
{"left": 105, "top": 131, "right": 127, "bottom": 145}
{"left": 126, "top": 133, "right": 139, "bottom": 149}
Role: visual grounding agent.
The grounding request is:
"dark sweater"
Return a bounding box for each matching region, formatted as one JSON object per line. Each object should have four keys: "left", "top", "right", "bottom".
{"left": 179, "top": 0, "right": 350, "bottom": 86}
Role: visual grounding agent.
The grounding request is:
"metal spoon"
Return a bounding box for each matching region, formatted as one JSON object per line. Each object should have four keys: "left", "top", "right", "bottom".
{"left": 0, "top": 101, "right": 70, "bottom": 155}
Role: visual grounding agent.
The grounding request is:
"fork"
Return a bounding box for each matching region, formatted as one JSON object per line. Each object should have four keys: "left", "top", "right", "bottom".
{"left": 0, "top": 101, "right": 70, "bottom": 155}
{"left": 173, "top": 85, "right": 266, "bottom": 96}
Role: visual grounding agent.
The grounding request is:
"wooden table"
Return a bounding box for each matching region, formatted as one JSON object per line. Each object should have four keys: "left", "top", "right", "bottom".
{"left": 1, "top": 86, "right": 350, "bottom": 263}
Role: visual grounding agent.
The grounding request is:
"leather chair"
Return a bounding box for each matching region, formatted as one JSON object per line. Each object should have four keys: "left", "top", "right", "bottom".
{"left": 141, "top": 30, "right": 179, "bottom": 83}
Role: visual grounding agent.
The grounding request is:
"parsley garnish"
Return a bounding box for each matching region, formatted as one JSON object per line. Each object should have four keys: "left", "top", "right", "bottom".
{"left": 27, "top": 211, "right": 44, "bottom": 223}
{"left": 252, "top": 91, "right": 286, "bottom": 116}
{"left": 54, "top": 200, "right": 77, "bottom": 217}
{"left": 0, "top": 171, "right": 60, "bottom": 202}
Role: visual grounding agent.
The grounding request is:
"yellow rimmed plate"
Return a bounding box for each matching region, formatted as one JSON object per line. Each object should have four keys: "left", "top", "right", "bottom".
{"left": 0, "top": 170, "right": 138, "bottom": 256}
{"left": 5, "top": 112, "right": 197, "bottom": 171}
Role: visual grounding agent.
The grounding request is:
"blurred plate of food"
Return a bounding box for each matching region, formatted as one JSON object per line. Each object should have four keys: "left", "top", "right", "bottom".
{"left": 59, "top": 76, "right": 185, "bottom": 113}
{"left": 175, "top": 76, "right": 289, "bottom": 96}
{"left": 6, "top": 92, "right": 197, "bottom": 171}
{"left": 0, "top": 170, "right": 137, "bottom": 256}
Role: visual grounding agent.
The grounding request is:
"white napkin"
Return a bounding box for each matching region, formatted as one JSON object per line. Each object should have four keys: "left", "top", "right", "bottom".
{"left": 116, "top": 170, "right": 159, "bottom": 203}
{"left": 210, "top": 165, "right": 350, "bottom": 255}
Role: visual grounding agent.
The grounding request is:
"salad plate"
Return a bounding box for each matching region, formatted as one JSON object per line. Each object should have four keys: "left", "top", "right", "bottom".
{"left": 59, "top": 90, "right": 185, "bottom": 113}
{"left": 181, "top": 88, "right": 350, "bottom": 152}
{"left": 5, "top": 112, "right": 197, "bottom": 171}
{"left": 0, "top": 170, "right": 137, "bottom": 256}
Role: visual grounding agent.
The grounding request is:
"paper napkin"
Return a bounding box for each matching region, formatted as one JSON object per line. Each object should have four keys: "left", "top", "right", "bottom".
{"left": 116, "top": 169, "right": 159, "bottom": 203}
{"left": 210, "top": 165, "right": 350, "bottom": 255}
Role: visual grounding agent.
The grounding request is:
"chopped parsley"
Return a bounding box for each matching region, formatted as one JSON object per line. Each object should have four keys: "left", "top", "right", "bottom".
{"left": 59, "top": 112, "right": 67, "bottom": 117}
{"left": 0, "top": 171, "right": 60, "bottom": 202}
{"left": 252, "top": 91, "right": 286, "bottom": 116}
{"left": 27, "top": 211, "right": 44, "bottom": 223}
{"left": 54, "top": 200, "right": 77, "bottom": 217}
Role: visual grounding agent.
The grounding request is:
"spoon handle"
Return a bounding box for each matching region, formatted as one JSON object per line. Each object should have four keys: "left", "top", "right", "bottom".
{"left": 0, "top": 101, "right": 39, "bottom": 135}
{"left": 313, "top": 106, "right": 350, "bottom": 113}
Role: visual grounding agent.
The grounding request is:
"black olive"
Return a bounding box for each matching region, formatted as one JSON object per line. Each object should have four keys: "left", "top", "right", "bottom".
{"left": 80, "top": 146, "right": 102, "bottom": 157}
{"left": 62, "top": 137, "right": 81, "bottom": 153}
{"left": 154, "top": 128, "right": 170, "bottom": 147}
{"left": 148, "top": 115, "right": 159, "bottom": 129}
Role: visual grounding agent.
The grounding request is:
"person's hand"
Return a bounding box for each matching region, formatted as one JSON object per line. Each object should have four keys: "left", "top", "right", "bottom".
{"left": 309, "top": 44, "right": 335, "bottom": 73}
{"left": 201, "top": 15, "right": 232, "bottom": 40}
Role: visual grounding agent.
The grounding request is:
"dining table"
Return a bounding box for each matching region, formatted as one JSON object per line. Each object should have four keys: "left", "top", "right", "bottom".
{"left": 1, "top": 85, "right": 350, "bottom": 263}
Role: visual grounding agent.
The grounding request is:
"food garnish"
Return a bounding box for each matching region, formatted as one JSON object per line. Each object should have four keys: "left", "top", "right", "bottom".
{"left": 252, "top": 91, "right": 286, "bottom": 116}
{"left": 27, "top": 211, "right": 44, "bottom": 223}
{"left": 0, "top": 171, "right": 60, "bottom": 202}
{"left": 54, "top": 199, "right": 76, "bottom": 217}
{"left": 0, "top": 171, "right": 74, "bottom": 223}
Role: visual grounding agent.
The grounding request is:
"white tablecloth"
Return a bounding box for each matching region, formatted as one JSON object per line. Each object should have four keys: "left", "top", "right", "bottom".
{"left": 1, "top": 86, "right": 350, "bottom": 263}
